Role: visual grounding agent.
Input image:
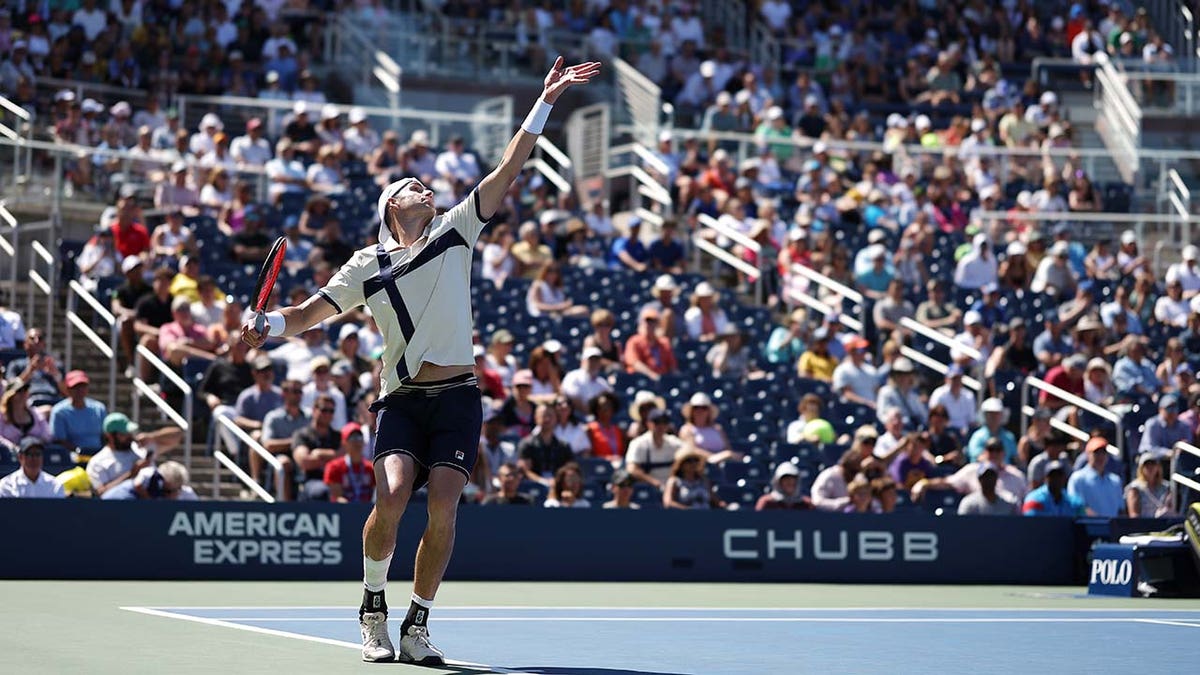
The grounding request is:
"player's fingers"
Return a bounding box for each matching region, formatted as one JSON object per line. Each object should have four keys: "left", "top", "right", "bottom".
{"left": 552, "top": 55, "right": 564, "bottom": 71}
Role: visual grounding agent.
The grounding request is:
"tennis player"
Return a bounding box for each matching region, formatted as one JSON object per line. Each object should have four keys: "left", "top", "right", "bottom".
{"left": 242, "top": 57, "right": 600, "bottom": 664}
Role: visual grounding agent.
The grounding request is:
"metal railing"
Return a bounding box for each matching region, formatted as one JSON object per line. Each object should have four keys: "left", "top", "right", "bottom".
{"left": 693, "top": 213, "right": 763, "bottom": 303}
{"left": 1172, "top": 441, "right": 1200, "bottom": 508}
{"left": 1144, "top": 0, "right": 1199, "bottom": 72}
{"left": 1095, "top": 52, "right": 1143, "bottom": 183}
{"left": 131, "top": 344, "right": 195, "bottom": 469}
{"left": 64, "top": 280, "right": 118, "bottom": 412}
{"left": 524, "top": 136, "right": 574, "bottom": 195}
{"left": 613, "top": 57, "right": 662, "bottom": 149}
{"left": 1155, "top": 169, "right": 1194, "bottom": 273}
{"left": 212, "top": 413, "right": 284, "bottom": 503}
{"left": 28, "top": 239, "right": 55, "bottom": 348}
{"left": 1020, "top": 376, "right": 1124, "bottom": 457}
{"left": 0, "top": 203, "right": 17, "bottom": 307}
{"left": 0, "top": 94, "right": 32, "bottom": 191}
{"left": 1019, "top": 404, "right": 1122, "bottom": 457}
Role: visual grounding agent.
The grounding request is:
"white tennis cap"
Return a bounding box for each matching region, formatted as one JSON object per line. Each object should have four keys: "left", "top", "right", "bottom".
{"left": 376, "top": 178, "right": 418, "bottom": 247}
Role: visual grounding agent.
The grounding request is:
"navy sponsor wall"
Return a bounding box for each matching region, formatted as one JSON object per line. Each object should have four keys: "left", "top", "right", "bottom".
{"left": 0, "top": 500, "right": 1082, "bottom": 583}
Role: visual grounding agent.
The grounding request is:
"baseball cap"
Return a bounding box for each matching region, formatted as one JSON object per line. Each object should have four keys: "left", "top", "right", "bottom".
{"left": 1137, "top": 453, "right": 1162, "bottom": 469}
{"left": 1045, "top": 459, "right": 1068, "bottom": 474}
{"left": 473, "top": 344, "right": 486, "bottom": 359}
{"left": 293, "top": 100, "right": 308, "bottom": 116}
{"left": 1007, "top": 241, "right": 1027, "bottom": 257}
{"left": 330, "top": 360, "right": 353, "bottom": 377}
{"left": 1184, "top": 245, "right": 1199, "bottom": 261}
{"left": 310, "top": 356, "right": 332, "bottom": 372}
{"left": 320, "top": 104, "right": 340, "bottom": 121}
{"left": 121, "top": 256, "right": 144, "bottom": 274}
{"left": 891, "top": 357, "right": 915, "bottom": 374}
{"left": 699, "top": 60, "right": 716, "bottom": 77}
{"left": 963, "top": 310, "right": 983, "bottom": 326}
{"left": 64, "top": 370, "right": 90, "bottom": 388}
{"left": 102, "top": 412, "right": 138, "bottom": 435}
{"left": 981, "top": 397, "right": 1005, "bottom": 413}
{"left": 946, "top": 364, "right": 964, "bottom": 378}
{"left": 646, "top": 408, "right": 669, "bottom": 423}
{"left": 512, "top": 369, "right": 534, "bottom": 387}
{"left": 542, "top": 339, "right": 563, "bottom": 354}
{"left": 1160, "top": 393, "right": 1180, "bottom": 410}
{"left": 1050, "top": 241, "right": 1070, "bottom": 257}
{"left": 491, "top": 329, "right": 514, "bottom": 345}
{"left": 341, "top": 422, "right": 364, "bottom": 444}
{"left": 18, "top": 436, "right": 44, "bottom": 454}
{"left": 811, "top": 326, "right": 830, "bottom": 342}
{"left": 844, "top": 336, "right": 870, "bottom": 351}
{"left": 348, "top": 107, "right": 366, "bottom": 124}
{"left": 246, "top": 117, "right": 263, "bottom": 131}
{"left": 774, "top": 462, "right": 801, "bottom": 480}
{"left": 1085, "top": 437, "right": 1109, "bottom": 454}
{"left": 582, "top": 346, "right": 603, "bottom": 360}
{"left": 1121, "top": 229, "right": 1137, "bottom": 245}
{"left": 1064, "top": 354, "right": 1088, "bottom": 371}
{"left": 976, "top": 461, "right": 999, "bottom": 477}
{"left": 251, "top": 356, "right": 274, "bottom": 371}
{"left": 611, "top": 468, "right": 635, "bottom": 487}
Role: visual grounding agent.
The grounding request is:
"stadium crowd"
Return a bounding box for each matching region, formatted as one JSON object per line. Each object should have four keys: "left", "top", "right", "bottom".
{"left": 0, "top": 1, "right": 1197, "bottom": 517}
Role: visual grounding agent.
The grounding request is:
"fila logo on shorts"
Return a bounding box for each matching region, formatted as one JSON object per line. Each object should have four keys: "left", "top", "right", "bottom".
{"left": 455, "top": 451, "right": 465, "bottom": 460}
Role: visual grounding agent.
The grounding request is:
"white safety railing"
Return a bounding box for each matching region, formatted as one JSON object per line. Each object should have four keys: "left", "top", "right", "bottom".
{"left": 132, "top": 344, "right": 195, "bottom": 469}
{"left": 612, "top": 57, "right": 662, "bottom": 149}
{"left": 607, "top": 141, "right": 673, "bottom": 218}
{"left": 525, "top": 136, "right": 574, "bottom": 195}
{"left": 0, "top": 94, "right": 32, "bottom": 193}
{"left": 65, "top": 280, "right": 118, "bottom": 412}
{"left": 1020, "top": 376, "right": 1125, "bottom": 456}
{"left": 0, "top": 203, "right": 17, "bottom": 307}
{"left": 1095, "top": 52, "right": 1143, "bottom": 184}
{"left": 1155, "top": 169, "right": 1193, "bottom": 274}
{"left": 693, "top": 213, "right": 763, "bottom": 303}
{"left": 28, "top": 239, "right": 55, "bottom": 347}
{"left": 1172, "top": 441, "right": 1200, "bottom": 508}
{"left": 1019, "top": 404, "right": 1122, "bottom": 458}
{"left": 212, "top": 413, "right": 284, "bottom": 503}
{"left": 565, "top": 103, "right": 610, "bottom": 206}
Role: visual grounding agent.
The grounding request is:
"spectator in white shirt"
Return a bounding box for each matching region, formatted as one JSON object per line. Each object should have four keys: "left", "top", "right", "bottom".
{"left": 190, "top": 113, "right": 223, "bottom": 159}
{"left": 343, "top": 108, "right": 380, "bottom": 160}
{"left": 1155, "top": 279, "right": 1192, "bottom": 328}
{"left": 434, "top": 135, "right": 481, "bottom": 196}
{"left": 265, "top": 139, "right": 308, "bottom": 203}
{"left": 928, "top": 364, "right": 978, "bottom": 435}
{"left": 560, "top": 347, "right": 613, "bottom": 414}
{"left": 1167, "top": 246, "right": 1200, "bottom": 298}
{"left": 229, "top": 118, "right": 272, "bottom": 168}
{"left": 0, "top": 437, "right": 65, "bottom": 498}
{"left": 955, "top": 233, "right": 999, "bottom": 290}
{"left": 672, "top": 6, "right": 705, "bottom": 49}
{"left": 270, "top": 324, "right": 334, "bottom": 382}
{"left": 72, "top": 0, "right": 108, "bottom": 41}
{"left": 760, "top": 0, "right": 792, "bottom": 33}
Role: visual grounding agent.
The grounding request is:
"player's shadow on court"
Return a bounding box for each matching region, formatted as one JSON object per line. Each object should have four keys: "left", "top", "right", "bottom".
{"left": 418, "top": 666, "right": 690, "bottom": 675}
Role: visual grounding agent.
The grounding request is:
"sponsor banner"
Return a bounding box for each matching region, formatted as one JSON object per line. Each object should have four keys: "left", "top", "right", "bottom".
{"left": 1088, "top": 544, "right": 1137, "bottom": 596}
{"left": 0, "top": 500, "right": 1078, "bottom": 583}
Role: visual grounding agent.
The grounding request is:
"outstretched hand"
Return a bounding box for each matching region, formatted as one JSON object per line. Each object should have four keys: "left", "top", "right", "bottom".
{"left": 542, "top": 57, "right": 602, "bottom": 104}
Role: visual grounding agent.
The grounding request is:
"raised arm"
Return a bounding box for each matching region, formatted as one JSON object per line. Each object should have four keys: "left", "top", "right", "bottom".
{"left": 240, "top": 293, "right": 339, "bottom": 348}
{"left": 475, "top": 57, "right": 601, "bottom": 220}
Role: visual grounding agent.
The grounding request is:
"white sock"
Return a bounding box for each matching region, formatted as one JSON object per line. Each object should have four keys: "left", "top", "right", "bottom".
{"left": 411, "top": 593, "right": 434, "bottom": 608}
{"left": 364, "top": 554, "right": 392, "bottom": 593}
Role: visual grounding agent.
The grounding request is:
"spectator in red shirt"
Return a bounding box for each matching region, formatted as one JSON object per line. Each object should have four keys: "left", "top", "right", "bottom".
{"left": 473, "top": 344, "right": 505, "bottom": 402}
{"left": 158, "top": 296, "right": 219, "bottom": 366}
{"left": 324, "top": 422, "right": 374, "bottom": 503}
{"left": 1040, "top": 353, "right": 1087, "bottom": 414}
{"left": 110, "top": 193, "right": 151, "bottom": 260}
{"left": 623, "top": 306, "right": 677, "bottom": 379}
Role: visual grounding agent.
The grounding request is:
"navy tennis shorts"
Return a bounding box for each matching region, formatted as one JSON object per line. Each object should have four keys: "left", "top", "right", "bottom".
{"left": 370, "top": 373, "right": 482, "bottom": 489}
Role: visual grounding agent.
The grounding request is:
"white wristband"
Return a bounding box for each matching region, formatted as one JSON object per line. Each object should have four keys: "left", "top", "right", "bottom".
{"left": 266, "top": 312, "right": 286, "bottom": 337}
{"left": 522, "top": 98, "right": 553, "bottom": 135}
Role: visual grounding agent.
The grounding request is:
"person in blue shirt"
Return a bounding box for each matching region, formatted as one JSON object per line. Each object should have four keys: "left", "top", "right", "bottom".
{"left": 969, "top": 282, "right": 1006, "bottom": 329}
{"left": 1111, "top": 340, "right": 1160, "bottom": 396}
{"left": 855, "top": 246, "right": 894, "bottom": 300}
{"left": 763, "top": 309, "right": 806, "bottom": 365}
{"left": 1023, "top": 460, "right": 1086, "bottom": 516}
{"left": 647, "top": 220, "right": 685, "bottom": 274}
{"left": 48, "top": 370, "right": 107, "bottom": 454}
{"left": 608, "top": 216, "right": 649, "bottom": 273}
{"left": 1066, "top": 436, "right": 1125, "bottom": 517}
{"left": 1032, "top": 315, "right": 1075, "bottom": 371}
{"left": 1138, "top": 393, "right": 1193, "bottom": 456}
{"left": 966, "top": 397, "right": 1018, "bottom": 464}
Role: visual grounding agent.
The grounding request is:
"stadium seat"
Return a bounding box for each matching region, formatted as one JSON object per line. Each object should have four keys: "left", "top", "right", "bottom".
{"left": 576, "top": 457, "right": 615, "bottom": 484}
{"left": 631, "top": 483, "right": 663, "bottom": 508}
{"left": 921, "top": 489, "right": 962, "bottom": 516}
{"left": 519, "top": 481, "right": 549, "bottom": 504}
{"left": 715, "top": 482, "right": 765, "bottom": 509}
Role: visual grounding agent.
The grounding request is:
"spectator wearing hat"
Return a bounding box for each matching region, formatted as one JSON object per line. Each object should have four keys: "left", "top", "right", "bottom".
{"left": 1115, "top": 229, "right": 1150, "bottom": 278}
{"left": 1126, "top": 452, "right": 1175, "bottom": 518}
{"left": 315, "top": 105, "right": 344, "bottom": 148}
{"left": 484, "top": 329, "right": 518, "bottom": 391}
{"left": 1139, "top": 393, "right": 1192, "bottom": 456}
{"left": 101, "top": 461, "right": 196, "bottom": 501}
{"left": 343, "top": 108, "right": 380, "bottom": 160}
{"left": 706, "top": 325, "right": 758, "bottom": 380}
{"left": 561, "top": 347, "right": 612, "bottom": 414}
{"left": 0, "top": 378, "right": 50, "bottom": 454}
{"left": 1079, "top": 356, "right": 1116, "bottom": 407}
{"left": 282, "top": 101, "right": 320, "bottom": 159}
{"left": 678, "top": 392, "right": 741, "bottom": 464}
{"left": 966, "top": 397, "right": 1019, "bottom": 464}
{"left": 954, "top": 234, "right": 998, "bottom": 291}
{"left": 624, "top": 306, "right": 677, "bottom": 379}
{"left": 625, "top": 407, "right": 684, "bottom": 489}
{"left": 928, "top": 365, "right": 978, "bottom": 435}
{"left": 648, "top": 220, "right": 685, "bottom": 274}
{"left": 663, "top": 450, "right": 722, "bottom": 510}
{"left": 602, "top": 468, "right": 639, "bottom": 509}
{"left": 9, "top": 328, "right": 65, "bottom": 413}
{"left": 875, "top": 357, "right": 927, "bottom": 428}
{"left": 482, "top": 462, "right": 532, "bottom": 506}
{"left": 764, "top": 309, "right": 807, "bottom": 366}
{"left": 49, "top": 371, "right": 109, "bottom": 456}
{"left": 1067, "top": 437, "right": 1125, "bottom": 517}
{"left": 855, "top": 245, "right": 895, "bottom": 301}
{"left": 517, "top": 403, "right": 573, "bottom": 486}
{"left": 957, "top": 462, "right": 1019, "bottom": 515}
{"left": 511, "top": 221, "right": 553, "bottom": 279}
{"left": 916, "top": 437, "right": 1027, "bottom": 504}
{"left": 0, "top": 437, "right": 64, "bottom": 499}
{"left": 265, "top": 139, "right": 309, "bottom": 204}
{"left": 1113, "top": 340, "right": 1160, "bottom": 397}
{"left": 1031, "top": 240, "right": 1079, "bottom": 299}
{"left": 999, "top": 241, "right": 1033, "bottom": 291}
{"left": 797, "top": 326, "right": 837, "bottom": 382}
{"left": 916, "top": 280, "right": 963, "bottom": 336}
{"left": 608, "top": 217, "right": 650, "bottom": 273}
{"left": 324, "top": 422, "right": 374, "bottom": 504}
{"left": 1023, "top": 458, "right": 1085, "bottom": 516}
{"left": 757, "top": 461, "right": 814, "bottom": 511}
{"left": 829, "top": 336, "right": 877, "bottom": 409}
{"left": 86, "top": 412, "right": 174, "bottom": 496}
{"left": 158, "top": 295, "right": 219, "bottom": 366}
{"left": 496, "top": 369, "right": 536, "bottom": 438}
{"left": 155, "top": 161, "right": 201, "bottom": 212}
{"left": 1168, "top": 246, "right": 1200, "bottom": 299}
{"left": 230, "top": 118, "right": 273, "bottom": 168}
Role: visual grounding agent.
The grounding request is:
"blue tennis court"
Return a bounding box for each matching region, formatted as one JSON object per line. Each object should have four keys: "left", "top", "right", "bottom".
{"left": 123, "top": 604, "right": 1200, "bottom": 674}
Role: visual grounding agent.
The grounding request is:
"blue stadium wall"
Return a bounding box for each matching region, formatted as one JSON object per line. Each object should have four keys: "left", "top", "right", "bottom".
{"left": 2, "top": 500, "right": 1152, "bottom": 584}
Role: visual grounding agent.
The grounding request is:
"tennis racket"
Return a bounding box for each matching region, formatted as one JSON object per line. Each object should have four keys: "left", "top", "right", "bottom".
{"left": 252, "top": 236, "right": 288, "bottom": 334}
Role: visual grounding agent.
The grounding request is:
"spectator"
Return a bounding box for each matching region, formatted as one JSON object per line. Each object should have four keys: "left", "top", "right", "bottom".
{"left": 602, "top": 468, "right": 639, "bottom": 509}
{"left": 928, "top": 365, "right": 977, "bottom": 435}
{"left": 797, "top": 327, "right": 837, "bottom": 382}
{"left": 544, "top": 462, "right": 589, "bottom": 508}
{"left": 511, "top": 221, "right": 554, "bottom": 279}
{"left": 890, "top": 431, "right": 939, "bottom": 491}
{"left": 583, "top": 309, "right": 623, "bottom": 372}
{"left": 1033, "top": 315, "right": 1076, "bottom": 372}
{"left": 648, "top": 220, "right": 685, "bottom": 273}
{"left": 957, "top": 463, "right": 1019, "bottom": 515}
{"left": 1166, "top": 246, "right": 1200, "bottom": 298}
{"left": 986, "top": 317, "right": 1039, "bottom": 377}
{"left": 1031, "top": 241, "right": 1078, "bottom": 298}
{"left": 343, "top": 108, "right": 380, "bottom": 160}
{"left": 623, "top": 306, "right": 677, "bottom": 379}
{"left": 1026, "top": 430, "right": 1073, "bottom": 491}
{"left": 324, "top": 423, "right": 374, "bottom": 504}
{"left": 434, "top": 135, "right": 481, "bottom": 198}
{"left": 811, "top": 447, "right": 862, "bottom": 512}
{"left": 0, "top": 437, "right": 64, "bottom": 499}
{"left": 706, "top": 326, "right": 757, "bottom": 380}
{"left": 0, "top": 378, "right": 50, "bottom": 454}
{"left": 1018, "top": 408, "right": 1054, "bottom": 468}
{"left": 1155, "top": 279, "right": 1191, "bottom": 328}
{"left": 875, "top": 358, "right": 927, "bottom": 428}
{"left": 100, "top": 461, "right": 196, "bottom": 501}
{"left": 843, "top": 475, "right": 879, "bottom": 514}
{"left": 526, "top": 262, "right": 588, "bottom": 318}
{"left": 1112, "top": 340, "right": 1159, "bottom": 397}
{"left": 9, "top": 328, "right": 65, "bottom": 412}
{"left": 48, "top": 371, "right": 106, "bottom": 454}
{"left": 85, "top": 413, "right": 156, "bottom": 496}
{"left": 677, "top": 392, "right": 740, "bottom": 464}
{"left": 756, "top": 461, "right": 814, "bottom": 511}
{"left": 481, "top": 223, "right": 516, "bottom": 289}
{"left": 954, "top": 234, "right": 998, "bottom": 290}
{"left": 260, "top": 380, "right": 307, "bottom": 500}
{"left": 159, "top": 296, "right": 219, "bottom": 366}
{"left": 270, "top": 323, "right": 333, "bottom": 382}
{"left": 1067, "top": 437, "right": 1125, "bottom": 517}
{"left": 155, "top": 161, "right": 201, "bottom": 211}
{"left": 200, "top": 335, "right": 254, "bottom": 450}
{"left": 1138, "top": 393, "right": 1192, "bottom": 456}
{"left": 552, "top": 396, "right": 590, "bottom": 456}
{"left": 764, "top": 309, "right": 807, "bottom": 366}
{"left": 683, "top": 282, "right": 729, "bottom": 342}
{"left": 1126, "top": 452, "right": 1175, "bottom": 518}
{"left": 584, "top": 391, "right": 625, "bottom": 463}
{"left": 150, "top": 211, "right": 197, "bottom": 266}
{"left": 109, "top": 194, "right": 151, "bottom": 261}
{"left": 231, "top": 355, "right": 283, "bottom": 452}
{"left": 265, "top": 139, "right": 309, "bottom": 204}
{"left": 873, "top": 408, "right": 909, "bottom": 464}
{"left": 479, "top": 408, "right": 517, "bottom": 477}
{"left": 967, "top": 397, "right": 1019, "bottom": 464}
{"left": 517, "top": 403, "right": 574, "bottom": 486}
{"left": 663, "top": 450, "right": 722, "bottom": 509}
{"left": 916, "top": 280, "right": 963, "bottom": 336}
{"left": 785, "top": 393, "right": 836, "bottom": 445}
{"left": 1023, "top": 458, "right": 1086, "bottom": 516}
{"left": 926, "top": 404, "right": 964, "bottom": 466}
{"left": 916, "top": 437, "right": 1027, "bottom": 503}
{"left": 625, "top": 408, "right": 684, "bottom": 489}
{"left": 229, "top": 118, "right": 272, "bottom": 168}
{"left": 609, "top": 217, "right": 649, "bottom": 273}
{"left": 482, "top": 462, "right": 532, "bottom": 506}
{"left": 873, "top": 279, "right": 915, "bottom": 339}
{"left": 291, "top": 393, "right": 342, "bottom": 502}
{"left": 527, "top": 344, "right": 563, "bottom": 404}
{"left": 301, "top": 356, "right": 348, "bottom": 429}
{"left": 827, "top": 336, "right": 877, "bottom": 409}
{"left": 77, "top": 227, "right": 120, "bottom": 292}
{"left": 561, "top": 347, "right": 611, "bottom": 414}
{"left": 497, "top": 369, "right": 536, "bottom": 438}
{"left": 198, "top": 167, "right": 234, "bottom": 211}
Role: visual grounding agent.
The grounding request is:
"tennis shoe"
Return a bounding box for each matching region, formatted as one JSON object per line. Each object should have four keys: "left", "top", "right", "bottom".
{"left": 360, "top": 611, "right": 395, "bottom": 662}
{"left": 398, "top": 624, "right": 445, "bottom": 666}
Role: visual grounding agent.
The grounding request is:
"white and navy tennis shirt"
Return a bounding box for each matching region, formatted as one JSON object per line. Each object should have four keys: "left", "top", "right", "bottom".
{"left": 318, "top": 191, "right": 488, "bottom": 397}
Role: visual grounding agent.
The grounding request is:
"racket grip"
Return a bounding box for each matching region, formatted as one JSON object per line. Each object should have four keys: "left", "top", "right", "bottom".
{"left": 254, "top": 311, "right": 266, "bottom": 335}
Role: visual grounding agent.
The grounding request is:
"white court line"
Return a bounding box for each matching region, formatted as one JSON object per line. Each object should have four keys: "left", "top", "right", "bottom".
{"left": 119, "top": 606, "right": 536, "bottom": 675}
{"left": 137, "top": 605, "right": 1200, "bottom": 613}
{"left": 205, "top": 616, "right": 1185, "bottom": 624}
{"left": 1134, "top": 619, "right": 1200, "bottom": 629}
